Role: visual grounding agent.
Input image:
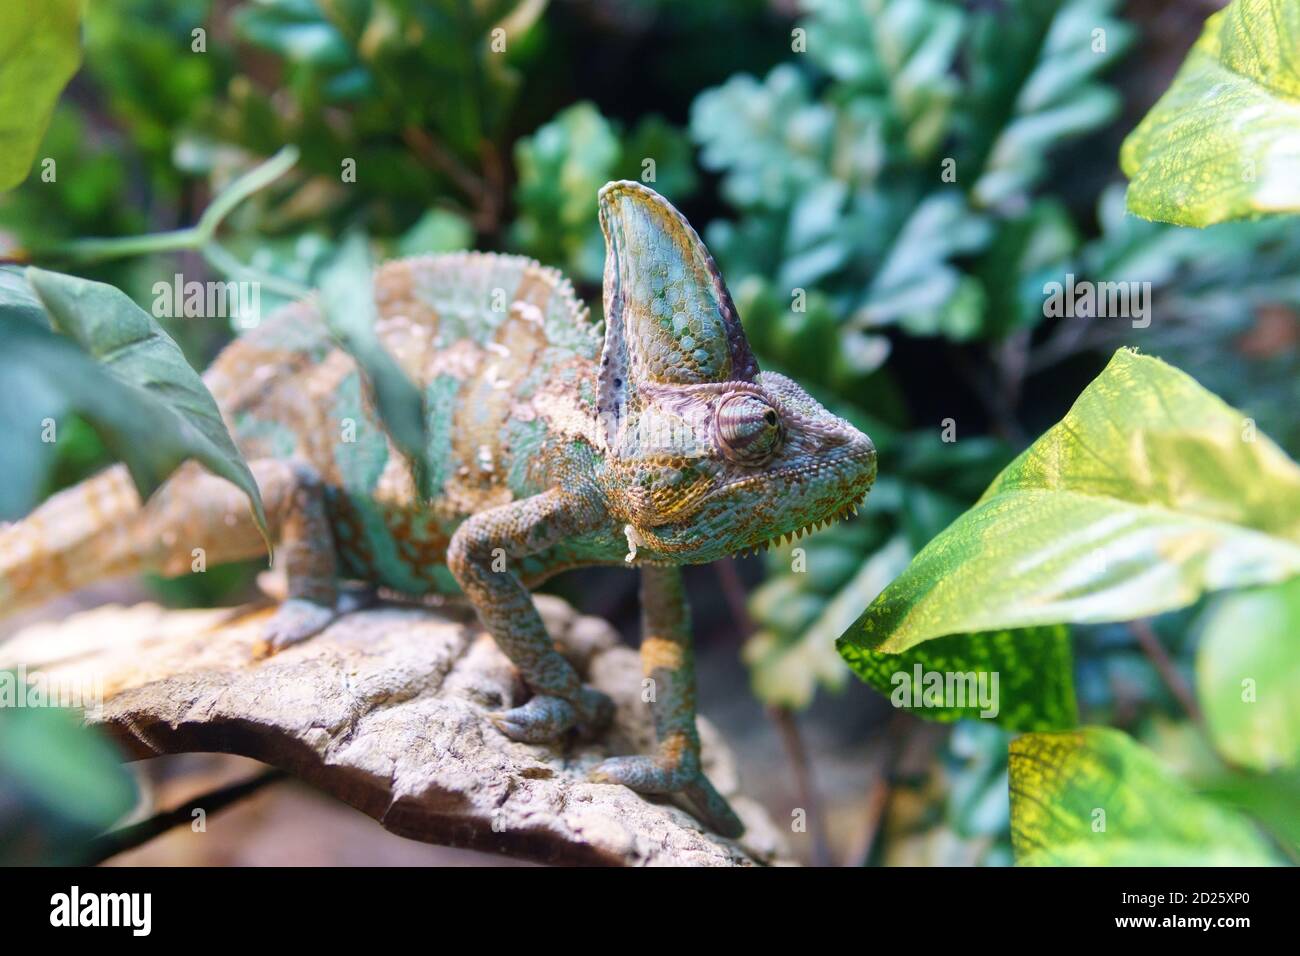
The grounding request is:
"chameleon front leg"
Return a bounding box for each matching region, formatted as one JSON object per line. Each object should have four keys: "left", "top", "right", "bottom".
{"left": 447, "top": 488, "right": 614, "bottom": 741}
{"left": 590, "top": 565, "right": 744, "bottom": 838}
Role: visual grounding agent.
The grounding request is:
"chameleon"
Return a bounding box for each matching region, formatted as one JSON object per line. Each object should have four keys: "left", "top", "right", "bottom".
{"left": 0, "top": 181, "right": 877, "bottom": 837}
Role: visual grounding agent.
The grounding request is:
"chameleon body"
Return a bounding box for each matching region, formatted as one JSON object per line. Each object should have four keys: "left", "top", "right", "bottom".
{"left": 0, "top": 182, "right": 876, "bottom": 836}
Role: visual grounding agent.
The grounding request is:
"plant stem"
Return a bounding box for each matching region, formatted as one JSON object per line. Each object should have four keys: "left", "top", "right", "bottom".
{"left": 850, "top": 713, "right": 909, "bottom": 867}
{"left": 55, "top": 226, "right": 205, "bottom": 262}
{"left": 713, "top": 558, "right": 833, "bottom": 866}
{"left": 42, "top": 146, "right": 301, "bottom": 265}
{"left": 1127, "top": 618, "right": 1204, "bottom": 726}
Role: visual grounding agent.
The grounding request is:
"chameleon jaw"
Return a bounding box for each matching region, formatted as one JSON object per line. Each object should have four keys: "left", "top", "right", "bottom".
{"left": 730, "top": 490, "right": 870, "bottom": 559}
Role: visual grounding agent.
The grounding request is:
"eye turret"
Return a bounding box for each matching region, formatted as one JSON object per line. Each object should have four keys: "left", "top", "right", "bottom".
{"left": 716, "top": 393, "right": 783, "bottom": 465}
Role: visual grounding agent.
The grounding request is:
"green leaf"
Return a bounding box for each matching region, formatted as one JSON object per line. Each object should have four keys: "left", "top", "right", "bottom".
{"left": 1196, "top": 578, "right": 1300, "bottom": 772}
{"left": 691, "top": 65, "right": 835, "bottom": 212}
{"left": 0, "top": 0, "right": 83, "bottom": 191}
{"left": 1009, "top": 727, "right": 1279, "bottom": 865}
{"left": 396, "top": 209, "right": 474, "bottom": 257}
{"left": 1121, "top": 0, "right": 1300, "bottom": 227}
{"left": 853, "top": 193, "right": 992, "bottom": 341}
{"left": 840, "top": 624, "right": 1076, "bottom": 731}
{"left": 802, "top": 0, "right": 966, "bottom": 159}
{"left": 318, "top": 233, "right": 431, "bottom": 498}
{"left": 23, "top": 268, "right": 270, "bottom": 544}
{"left": 0, "top": 698, "right": 137, "bottom": 863}
{"left": 1196, "top": 768, "right": 1300, "bottom": 855}
{"left": 0, "top": 265, "right": 51, "bottom": 328}
{"left": 745, "top": 536, "right": 911, "bottom": 709}
{"left": 968, "top": 0, "right": 1131, "bottom": 209}
{"left": 838, "top": 349, "right": 1300, "bottom": 655}
{"left": 512, "top": 102, "right": 621, "bottom": 280}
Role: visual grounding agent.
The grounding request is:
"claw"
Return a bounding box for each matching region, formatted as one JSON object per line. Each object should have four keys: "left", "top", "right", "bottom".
{"left": 257, "top": 598, "right": 337, "bottom": 656}
{"left": 589, "top": 755, "right": 745, "bottom": 838}
{"left": 488, "top": 687, "right": 614, "bottom": 743}
{"left": 488, "top": 695, "right": 579, "bottom": 743}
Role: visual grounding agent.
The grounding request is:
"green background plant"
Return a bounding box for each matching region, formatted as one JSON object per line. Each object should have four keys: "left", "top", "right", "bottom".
{"left": 2, "top": 0, "right": 1298, "bottom": 867}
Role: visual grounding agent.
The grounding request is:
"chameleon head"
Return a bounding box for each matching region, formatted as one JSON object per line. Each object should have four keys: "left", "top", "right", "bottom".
{"left": 593, "top": 181, "right": 876, "bottom": 564}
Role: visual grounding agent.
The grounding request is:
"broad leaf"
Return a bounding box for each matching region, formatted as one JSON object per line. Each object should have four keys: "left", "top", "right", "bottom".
{"left": 318, "top": 233, "right": 431, "bottom": 498}
{"left": 24, "top": 268, "right": 269, "bottom": 543}
{"left": 1009, "top": 727, "right": 1279, "bottom": 865}
{"left": 1197, "top": 769, "right": 1300, "bottom": 854}
{"left": 0, "top": 698, "right": 137, "bottom": 864}
{"left": 0, "top": 0, "right": 83, "bottom": 191}
{"left": 1196, "top": 578, "right": 1300, "bottom": 772}
{"left": 1121, "top": 0, "right": 1300, "bottom": 227}
{"left": 838, "top": 349, "right": 1300, "bottom": 654}
{"left": 840, "top": 624, "right": 1076, "bottom": 731}
{"left": 0, "top": 319, "right": 158, "bottom": 521}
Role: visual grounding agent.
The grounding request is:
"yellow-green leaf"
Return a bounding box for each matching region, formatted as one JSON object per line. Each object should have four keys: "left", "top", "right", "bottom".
{"left": 1197, "top": 578, "right": 1300, "bottom": 772}
{"left": 838, "top": 349, "right": 1300, "bottom": 655}
{"left": 1121, "top": 0, "right": 1300, "bottom": 226}
{"left": 0, "top": 0, "right": 83, "bottom": 191}
{"left": 1009, "top": 727, "right": 1279, "bottom": 865}
{"left": 840, "top": 624, "right": 1076, "bottom": 731}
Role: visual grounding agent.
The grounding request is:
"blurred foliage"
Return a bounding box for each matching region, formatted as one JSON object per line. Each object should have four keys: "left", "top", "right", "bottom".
{"left": 1196, "top": 578, "right": 1300, "bottom": 773}
{"left": 512, "top": 102, "right": 696, "bottom": 281}
{"left": 1009, "top": 727, "right": 1281, "bottom": 865}
{"left": 1122, "top": 0, "right": 1300, "bottom": 227}
{"left": 0, "top": 2, "right": 84, "bottom": 191}
{"left": 0, "top": 695, "right": 138, "bottom": 865}
{"left": 2, "top": 0, "right": 1299, "bottom": 866}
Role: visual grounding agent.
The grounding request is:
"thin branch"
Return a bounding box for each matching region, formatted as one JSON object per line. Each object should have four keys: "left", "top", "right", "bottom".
{"left": 947, "top": 345, "right": 1027, "bottom": 445}
{"left": 848, "top": 712, "right": 911, "bottom": 867}
{"left": 401, "top": 126, "right": 495, "bottom": 232}
{"left": 713, "top": 559, "right": 833, "bottom": 866}
{"left": 713, "top": 557, "right": 755, "bottom": 637}
{"left": 1127, "top": 618, "right": 1204, "bottom": 726}
{"left": 47, "top": 146, "right": 300, "bottom": 265}
{"left": 84, "top": 769, "right": 285, "bottom": 865}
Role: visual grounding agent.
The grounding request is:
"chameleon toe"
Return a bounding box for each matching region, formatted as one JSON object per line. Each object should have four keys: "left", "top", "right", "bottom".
{"left": 488, "top": 695, "right": 579, "bottom": 743}
{"left": 590, "top": 756, "right": 745, "bottom": 837}
{"left": 588, "top": 755, "right": 682, "bottom": 793}
{"left": 260, "top": 598, "right": 338, "bottom": 654}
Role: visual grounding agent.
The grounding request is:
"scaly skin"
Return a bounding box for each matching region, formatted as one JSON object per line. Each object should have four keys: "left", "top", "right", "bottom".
{"left": 0, "top": 182, "right": 876, "bottom": 837}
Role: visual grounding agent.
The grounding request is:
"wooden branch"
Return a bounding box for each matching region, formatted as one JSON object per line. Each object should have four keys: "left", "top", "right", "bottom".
{"left": 0, "top": 596, "right": 788, "bottom": 867}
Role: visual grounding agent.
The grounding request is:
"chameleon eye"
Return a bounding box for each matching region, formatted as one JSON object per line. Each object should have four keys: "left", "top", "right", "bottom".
{"left": 716, "top": 394, "right": 783, "bottom": 464}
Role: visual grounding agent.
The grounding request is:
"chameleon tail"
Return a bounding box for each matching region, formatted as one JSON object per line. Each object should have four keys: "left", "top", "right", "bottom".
{"left": 0, "top": 459, "right": 329, "bottom": 628}
{"left": 0, "top": 465, "right": 147, "bottom": 614}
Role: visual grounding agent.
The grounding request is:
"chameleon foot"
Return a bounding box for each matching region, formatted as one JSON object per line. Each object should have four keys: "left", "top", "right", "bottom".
{"left": 259, "top": 598, "right": 338, "bottom": 654}
{"left": 488, "top": 686, "right": 613, "bottom": 743}
{"left": 589, "top": 755, "right": 744, "bottom": 838}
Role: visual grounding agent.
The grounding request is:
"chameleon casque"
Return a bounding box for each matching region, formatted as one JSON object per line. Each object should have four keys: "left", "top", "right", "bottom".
{"left": 0, "top": 181, "right": 877, "bottom": 837}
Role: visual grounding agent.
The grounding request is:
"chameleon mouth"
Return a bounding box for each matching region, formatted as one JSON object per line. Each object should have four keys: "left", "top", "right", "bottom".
{"left": 728, "top": 488, "right": 870, "bottom": 559}
{"left": 718, "top": 440, "right": 877, "bottom": 558}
